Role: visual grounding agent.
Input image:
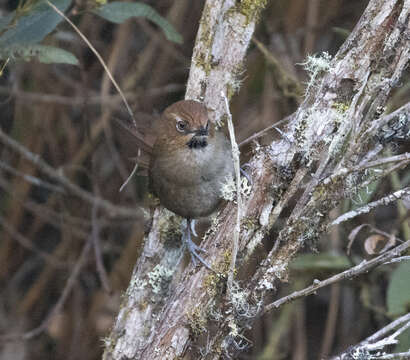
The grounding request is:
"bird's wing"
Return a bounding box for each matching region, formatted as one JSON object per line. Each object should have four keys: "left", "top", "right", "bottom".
{"left": 112, "top": 113, "right": 158, "bottom": 174}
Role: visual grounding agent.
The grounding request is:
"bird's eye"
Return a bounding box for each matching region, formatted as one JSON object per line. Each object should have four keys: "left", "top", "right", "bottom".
{"left": 176, "top": 121, "right": 187, "bottom": 132}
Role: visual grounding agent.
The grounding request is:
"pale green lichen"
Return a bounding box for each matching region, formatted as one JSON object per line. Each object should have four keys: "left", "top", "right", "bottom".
{"left": 332, "top": 102, "right": 350, "bottom": 113}
{"left": 227, "top": 63, "right": 246, "bottom": 99}
{"left": 300, "top": 51, "right": 332, "bottom": 94}
{"left": 207, "top": 300, "right": 224, "bottom": 321}
{"left": 220, "top": 174, "right": 252, "bottom": 201}
{"left": 133, "top": 279, "right": 147, "bottom": 291}
{"left": 148, "top": 264, "right": 174, "bottom": 295}
{"left": 241, "top": 216, "right": 258, "bottom": 232}
{"left": 158, "top": 209, "right": 182, "bottom": 244}
{"left": 194, "top": 3, "right": 214, "bottom": 76}
{"left": 294, "top": 97, "right": 351, "bottom": 162}
{"left": 227, "top": 281, "right": 260, "bottom": 318}
{"left": 237, "top": 0, "right": 268, "bottom": 23}
{"left": 187, "top": 306, "right": 207, "bottom": 336}
{"left": 220, "top": 282, "right": 261, "bottom": 355}
{"left": 202, "top": 212, "right": 221, "bottom": 242}
{"left": 222, "top": 316, "right": 252, "bottom": 354}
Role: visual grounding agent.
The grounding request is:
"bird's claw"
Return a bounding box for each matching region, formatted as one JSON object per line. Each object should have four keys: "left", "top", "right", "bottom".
{"left": 186, "top": 238, "right": 212, "bottom": 270}
{"left": 182, "top": 220, "right": 212, "bottom": 270}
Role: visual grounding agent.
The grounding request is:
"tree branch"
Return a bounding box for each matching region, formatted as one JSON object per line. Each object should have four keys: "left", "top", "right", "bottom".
{"left": 264, "top": 239, "right": 410, "bottom": 313}
{"left": 0, "top": 128, "right": 145, "bottom": 219}
{"left": 104, "top": 0, "right": 410, "bottom": 358}
{"left": 331, "top": 187, "right": 410, "bottom": 225}
{"left": 332, "top": 312, "right": 410, "bottom": 360}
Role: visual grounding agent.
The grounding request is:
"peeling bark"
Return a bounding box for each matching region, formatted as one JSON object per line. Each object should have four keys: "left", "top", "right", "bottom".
{"left": 103, "top": 0, "right": 409, "bottom": 359}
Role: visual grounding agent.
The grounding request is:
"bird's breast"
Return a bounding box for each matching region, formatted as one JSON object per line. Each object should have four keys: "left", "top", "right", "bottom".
{"left": 149, "top": 133, "right": 234, "bottom": 218}
{"left": 151, "top": 133, "right": 232, "bottom": 187}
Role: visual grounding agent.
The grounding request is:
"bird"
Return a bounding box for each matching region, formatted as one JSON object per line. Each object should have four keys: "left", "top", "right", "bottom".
{"left": 149, "top": 100, "right": 234, "bottom": 268}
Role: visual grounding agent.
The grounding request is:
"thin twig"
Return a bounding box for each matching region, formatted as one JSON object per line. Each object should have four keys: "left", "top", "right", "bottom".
{"left": 323, "top": 152, "right": 410, "bottom": 185}
{"left": 0, "top": 237, "right": 93, "bottom": 341}
{"left": 332, "top": 187, "right": 410, "bottom": 225}
{"left": 384, "top": 256, "right": 410, "bottom": 264}
{"left": 371, "top": 351, "right": 410, "bottom": 360}
{"left": 91, "top": 199, "right": 112, "bottom": 293}
{"left": 263, "top": 239, "right": 410, "bottom": 314}
{"left": 387, "top": 320, "right": 410, "bottom": 345}
{"left": 119, "top": 162, "right": 139, "bottom": 192}
{"left": 361, "top": 101, "right": 410, "bottom": 140}
{"left": 222, "top": 91, "right": 241, "bottom": 295}
{"left": 0, "top": 128, "right": 145, "bottom": 219}
{"left": 238, "top": 114, "right": 292, "bottom": 147}
{"left": 364, "top": 313, "right": 410, "bottom": 345}
{"left": 0, "top": 160, "right": 64, "bottom": 193}
{"left": 331, "top": 313, "right": 410, "bottom": 360}
{"left": 0, "top": 215, "right": 67, "bottom": 268}
{"left": 0, "top": 84, "right": 184, "bottom": 106}
{"left": 252, "top": 38, "right": 302, "bottom": 101}
{"left": 46, "top": 1, "right": 137, "bottom": 128}
{"left": 359, "top": 160, "right": 409, "bottom": 190}
{"left": 0, "top": 175, "right": 90, "bottom": 239}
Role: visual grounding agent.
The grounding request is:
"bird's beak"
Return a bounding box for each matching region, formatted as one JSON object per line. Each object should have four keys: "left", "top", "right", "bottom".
{"left": 195, "top": 122, "right": 209, "bottom": 137}
{"left": 187, "top": 122, "right": 209, "bottom": 149}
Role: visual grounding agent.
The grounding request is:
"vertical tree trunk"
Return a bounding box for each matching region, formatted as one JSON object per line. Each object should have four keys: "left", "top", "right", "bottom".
{"left": 103, "top": 0, "right": 409, "bottom": 358}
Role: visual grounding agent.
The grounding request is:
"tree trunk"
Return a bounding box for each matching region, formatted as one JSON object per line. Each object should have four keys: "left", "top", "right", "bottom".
{"left": 103, "top": 0, "right": 409, "bottom": 358}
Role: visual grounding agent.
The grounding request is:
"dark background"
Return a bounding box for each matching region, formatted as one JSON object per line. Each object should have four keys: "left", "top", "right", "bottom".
{"left": 0, "top": 0, "right": 409, "bottom": 359}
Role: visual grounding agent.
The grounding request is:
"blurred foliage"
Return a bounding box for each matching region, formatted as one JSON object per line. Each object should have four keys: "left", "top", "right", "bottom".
{"left": 0, "top": 0, "right": 408, "bottom": 359}
{"left": 0, "top": 0, "right": 71, "bottom": 46}
{"left": 290, "top": 253, "right": 351, "bottom": 272}
{"left": 0, "top": 0, "right": 181, "bottom": 65}
{"left": 92, "top": 2, "right": 183, "bottom": 44}
{"left": 0, "top": 0, "right": 73, "bottom": 64}
{"left": 1, "top": 44, "right": 79, "bottom": 64}
{"left": 387, "top": 261, "right": 410, "bottom": 316}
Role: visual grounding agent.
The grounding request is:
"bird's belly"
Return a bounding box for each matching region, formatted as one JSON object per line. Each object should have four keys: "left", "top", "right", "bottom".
{"left": 152, "top": 172, "right": 225, "bottom": 219}
{"left": 150, "top": 135, "right": 234, "bottom": 218}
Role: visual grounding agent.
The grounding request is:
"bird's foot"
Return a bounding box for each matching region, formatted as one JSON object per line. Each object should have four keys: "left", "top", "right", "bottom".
{"left": 182, "top": 219, "right": 212, "bottom": 270}
{"left": 185, "top": 237, "right": 212, "bottom": 270}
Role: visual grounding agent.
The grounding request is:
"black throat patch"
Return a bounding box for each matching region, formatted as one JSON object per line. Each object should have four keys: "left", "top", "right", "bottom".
{"left": 187, "top": 137, "right": 208, "bottom": 149}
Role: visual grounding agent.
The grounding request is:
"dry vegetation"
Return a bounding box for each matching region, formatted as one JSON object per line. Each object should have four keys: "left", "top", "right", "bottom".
{"left": 0, "top": 0, "right": 409, "bottom": 359}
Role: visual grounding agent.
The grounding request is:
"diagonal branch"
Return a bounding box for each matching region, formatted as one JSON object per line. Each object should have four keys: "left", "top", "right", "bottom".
{"left": 104, "top": 0, "right": 410, "bottom": 359}
{"left": 0, "top": 128, "right": 145, "bottom": 219}
{"left": 332, "top": 187, "right": 410, "bottom": 225}
{"left": 264, "top": 240, "right": 410, "bottom": 313}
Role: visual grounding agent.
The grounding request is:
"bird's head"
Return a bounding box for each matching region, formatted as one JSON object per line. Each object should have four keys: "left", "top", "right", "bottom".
{"left": 154, "top": 100, "right": 214, "bottom": 153}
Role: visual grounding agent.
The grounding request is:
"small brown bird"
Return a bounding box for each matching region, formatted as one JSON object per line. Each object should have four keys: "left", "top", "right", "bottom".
{"left": 149, "top": 100, "right": 234, "bottom": 267}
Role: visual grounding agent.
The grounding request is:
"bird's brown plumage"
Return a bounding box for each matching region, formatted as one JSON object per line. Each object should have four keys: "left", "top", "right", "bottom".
{"left": 149, "top": 100, "right": 234, "bottom": 219}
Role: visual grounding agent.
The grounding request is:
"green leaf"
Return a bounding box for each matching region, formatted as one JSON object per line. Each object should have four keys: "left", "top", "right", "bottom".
{"left": 0, "top": 44, "right": 79, "bottom": 65}
{"left": 0, "top": 0, "right": 72, "bottom": 47}
{"left": 352, "top": 178, "right": 380, "bottom": 210}
{"left": 387, "top": 260, "right": 410, "bottom": 316}
{"left": 290, "top": 253, "right": 351, "bottom": 272}
{"left": 92, "top": 2, "right": 182, "bottom": 44}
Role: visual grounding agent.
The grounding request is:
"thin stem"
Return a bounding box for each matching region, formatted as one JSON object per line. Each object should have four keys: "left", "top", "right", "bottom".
{"left": 222, "top": 91, "right": 241, "bottom": 295}
{"left": 264, "top": 240, "right": 410, "bottom": 314}
{"left": 46, "top": 1, "right": 137, "bottom": 128}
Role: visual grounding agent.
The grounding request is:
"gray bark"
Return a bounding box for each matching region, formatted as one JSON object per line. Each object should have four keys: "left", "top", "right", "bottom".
{"left": 103, "top": 0, "right": 410, "bottom": 359}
